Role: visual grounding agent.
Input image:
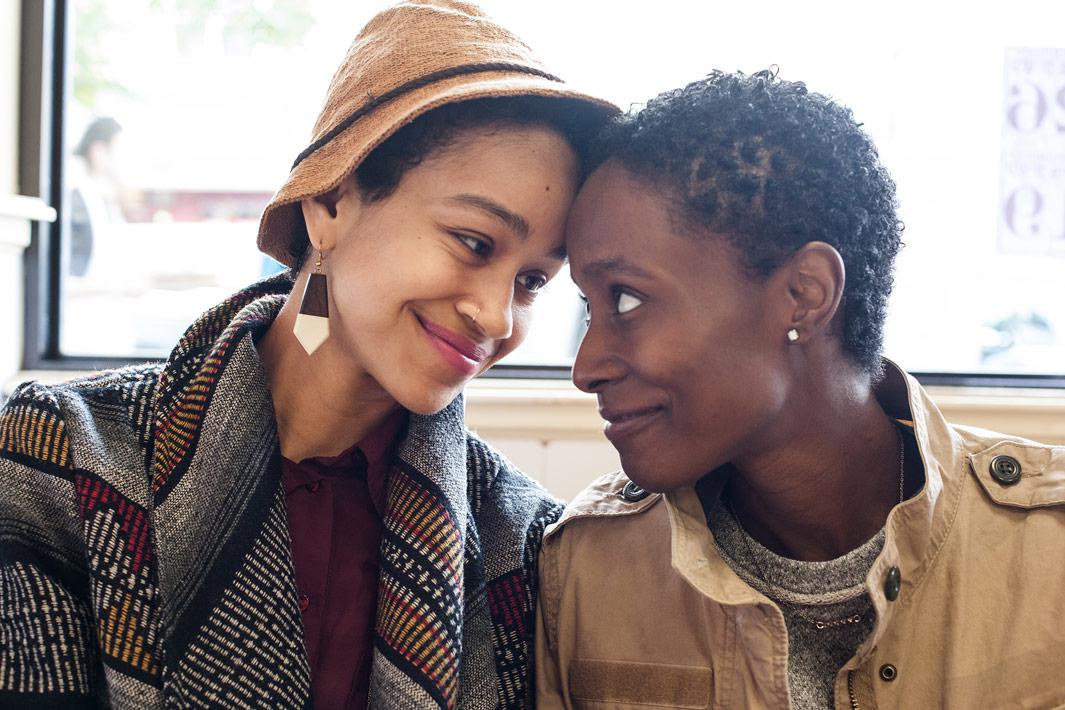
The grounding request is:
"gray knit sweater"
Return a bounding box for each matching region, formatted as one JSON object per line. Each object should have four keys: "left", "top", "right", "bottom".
{"left": 708, "top": 499, "right": 883, "bottom": 709}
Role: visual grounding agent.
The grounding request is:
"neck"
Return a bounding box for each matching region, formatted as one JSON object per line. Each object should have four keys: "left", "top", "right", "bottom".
{"left": 724, "top": 371, "right": 903, "bottom": 562}
{"left": 258, "top": 271, "right": 399, "bottom": 462}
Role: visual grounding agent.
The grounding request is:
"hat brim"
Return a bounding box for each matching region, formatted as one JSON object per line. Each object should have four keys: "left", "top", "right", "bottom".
{"left": 257, "top": 70, "right": 617, "bottom": 267}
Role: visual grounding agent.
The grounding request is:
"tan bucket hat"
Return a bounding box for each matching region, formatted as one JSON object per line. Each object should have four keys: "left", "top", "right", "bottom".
{"left": 257, "top": 0, "right": 618, "bottom": 266}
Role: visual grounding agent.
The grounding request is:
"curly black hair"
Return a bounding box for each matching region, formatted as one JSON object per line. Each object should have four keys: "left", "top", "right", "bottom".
{"left": 592, "top": 69, "right": 903, "bottom": 376}
{"left": 286, "top": 95, "right": 604, "bottom": 270}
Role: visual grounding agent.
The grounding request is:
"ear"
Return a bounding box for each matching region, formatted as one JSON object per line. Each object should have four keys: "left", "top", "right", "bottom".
{"left": 299, "top": 176, "right": 362, "bottom": 253}
{"left": 782, "top": 241, "right": 845, "bottom": 337}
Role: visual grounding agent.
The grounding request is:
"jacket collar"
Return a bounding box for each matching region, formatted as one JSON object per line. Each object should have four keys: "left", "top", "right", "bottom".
{"left": 150, "top": 273, "right": 291, "bottom": 498}
{"left": 665, "top": 359, "right": 965, "bottom": 653}
{"left": 860, "top": 359, "right": 960, "bottom": 656}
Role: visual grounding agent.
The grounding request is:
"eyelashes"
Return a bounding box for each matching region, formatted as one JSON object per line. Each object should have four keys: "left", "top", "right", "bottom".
{"left": 454, "top": 232, "right": 491, "bottom": 257}
{"left": 578, "top": 288, "right": 645, "bottom": 322}
{"left": 452, "top": 231, "right": 549, "bottom": 295}
{"left": 518, "top": 272, "right": 549, "bottom": 292}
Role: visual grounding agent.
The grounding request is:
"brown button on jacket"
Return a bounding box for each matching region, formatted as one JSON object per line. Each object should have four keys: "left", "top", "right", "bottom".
{"left": 536, "top": 362, "right": 1065, "bottom": 709}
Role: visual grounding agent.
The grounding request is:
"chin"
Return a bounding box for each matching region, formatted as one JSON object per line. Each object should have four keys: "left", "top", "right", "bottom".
{"left": 395, "top": 383, "right": 464, "bottom": 416}
{"left": 620, "top": 451, "right": 706, "bottom": 493}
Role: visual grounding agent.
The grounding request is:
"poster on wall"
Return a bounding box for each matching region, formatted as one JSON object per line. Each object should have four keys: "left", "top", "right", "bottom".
{"left": 999, "top": 47, "right": 1065, "bottom": 256}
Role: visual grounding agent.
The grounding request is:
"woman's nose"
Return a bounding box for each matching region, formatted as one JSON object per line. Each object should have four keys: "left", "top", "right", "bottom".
{"left": 459, "top": 282, "right": 514, "bottom": 342}
{"left": 572, "top": 321, "right": 623, "bottom": 393}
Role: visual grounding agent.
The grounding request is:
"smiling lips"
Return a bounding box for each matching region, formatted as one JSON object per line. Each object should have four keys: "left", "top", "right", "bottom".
{"left": 418, "top": 315, "right": 492, "bottom": 377}
{"left": 599, "top": 404, "right": 665, "bottom": 443}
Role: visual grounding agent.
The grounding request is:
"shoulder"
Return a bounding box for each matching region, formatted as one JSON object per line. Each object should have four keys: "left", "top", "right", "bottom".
{"left": 465, "top": 430, "right": 563, "bottom": 530}
{"left": 537, "top": 472, "right": 670, "bottom": 640}
{"left": 10, "top": 364, "right": 162, "bottom": 416}
{"left": 1, "top": 365, "right": 162, "bottom": 473}
{"left": 544, "top": 470, "right": 664, "bottom": 543}
{"left": 952, "top": 424, "right": 1065, "bottom": 511}
{"left": 1, "top": 381, "right": 88, "bottom": 565}
{"left": 1, "top": 379, "right": 75, "bottom": 473}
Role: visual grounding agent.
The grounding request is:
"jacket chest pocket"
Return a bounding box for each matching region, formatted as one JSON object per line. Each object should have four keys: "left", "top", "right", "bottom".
{"left": 569, "top": 658, "right": 713, "bottom": 709}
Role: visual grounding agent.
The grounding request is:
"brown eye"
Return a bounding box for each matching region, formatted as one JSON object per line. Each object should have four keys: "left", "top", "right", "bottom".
{"left": 517, "top": 271, "right": 548, "bottom": 292}
{"left": 454, "top": 232, "right": 491, "bottom": 257}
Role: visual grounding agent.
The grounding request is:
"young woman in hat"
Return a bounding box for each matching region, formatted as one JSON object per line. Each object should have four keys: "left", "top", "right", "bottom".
{"left": 536, "top": 70, "right": 1065, "bottom": 708}
{"left": 0, "top": 2, "right": 613, "bottom": 708}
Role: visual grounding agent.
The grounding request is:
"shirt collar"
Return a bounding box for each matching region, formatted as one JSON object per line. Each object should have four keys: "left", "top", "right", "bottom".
{"left": 281, "top": 408, "right": 408, "bottom": 518}
{"left": 363, "top": 408, "right": 408, "bottom": 516}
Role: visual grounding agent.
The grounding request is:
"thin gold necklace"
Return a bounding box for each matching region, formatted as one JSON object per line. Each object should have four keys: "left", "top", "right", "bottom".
{"left": 727, "top": 425, "right": 905, "bottom": 630}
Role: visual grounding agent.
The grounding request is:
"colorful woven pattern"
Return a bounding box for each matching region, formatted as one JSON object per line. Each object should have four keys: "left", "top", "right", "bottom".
{"left": 75, "top": 472, "right": 160, "bottom": 681}
{"left": 0, "top": 390, "right": 72, "bottom": 472}
{"left": 0, "top": 560, "right": 97, "bottom": 696}
{"left": 150, "top": 283, "right": 282, "bottom": 498}
{"left": 378, "top": 464, "right": 465, "bottom": 707}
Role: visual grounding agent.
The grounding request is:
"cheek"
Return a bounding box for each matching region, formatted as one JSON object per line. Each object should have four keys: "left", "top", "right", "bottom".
{"left": 677, "top": 343, "right": 787, "bottom": 433}
{"left": 484, "top": 302, "right": 533, "bottom": 365}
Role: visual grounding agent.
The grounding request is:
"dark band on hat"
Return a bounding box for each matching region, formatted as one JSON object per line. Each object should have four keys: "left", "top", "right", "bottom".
{"left": 291, "top": 61, "right": 563, "bottom": 170}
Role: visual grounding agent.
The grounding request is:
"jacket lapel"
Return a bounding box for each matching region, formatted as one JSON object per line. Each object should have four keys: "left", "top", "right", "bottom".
{"left": 148, "top": 278, "right": 312, "bottom": 707}
{"left": 371, "top": 395, "right": 471, "bottom": 709}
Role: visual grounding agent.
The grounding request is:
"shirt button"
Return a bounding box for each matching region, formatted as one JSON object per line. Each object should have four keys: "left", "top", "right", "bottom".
{"left": 883, "top": 566, "right": 901, "bottom": 602}
{"left": 622, "top": 481, "right": 649, "bottom": 502}
{"left": 879, "top": 663, "right": 898, "bottom": 682}
{"left": 307, "top": 481, "right": 321, "bottom": 493}
{"left": 989, "top": 455, "right": 1022, "bottom": 486}
{"left": 298, "top": 593, "right": 310, "bottom": 612}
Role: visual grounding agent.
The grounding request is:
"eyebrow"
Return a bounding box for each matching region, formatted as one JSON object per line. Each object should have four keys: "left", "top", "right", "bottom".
{"left": 581, "top": 256, "right": 653, "bottom": 279}
{"left": 449, "top": 194, "right": 530, "bottom": 241}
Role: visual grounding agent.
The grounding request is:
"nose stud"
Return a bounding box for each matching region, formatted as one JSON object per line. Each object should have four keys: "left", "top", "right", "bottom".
{"left": 457, "top": 301, "right": 481, "bottom": 324}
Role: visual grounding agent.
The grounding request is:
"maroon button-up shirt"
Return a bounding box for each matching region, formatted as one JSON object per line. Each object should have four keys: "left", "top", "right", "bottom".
{"left": 281, "top": 410, "right": 406, "bottom": 710}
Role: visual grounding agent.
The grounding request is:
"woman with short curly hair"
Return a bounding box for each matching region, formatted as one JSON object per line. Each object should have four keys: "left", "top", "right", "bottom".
{"left": 537, "top": 70, "right": 1065, "bottom": 709}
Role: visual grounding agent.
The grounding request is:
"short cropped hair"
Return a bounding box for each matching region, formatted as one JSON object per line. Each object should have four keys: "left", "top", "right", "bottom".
{"left": 592, "top": 69, "right": 904, "bottom": 375}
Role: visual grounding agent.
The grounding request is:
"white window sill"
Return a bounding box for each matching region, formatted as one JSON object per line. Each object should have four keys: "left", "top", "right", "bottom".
{"left": 0, "top": 194, "right": 56, "bottom": 223}
{"left": 6, "top": 371, "right": 1065, "bottom": 444}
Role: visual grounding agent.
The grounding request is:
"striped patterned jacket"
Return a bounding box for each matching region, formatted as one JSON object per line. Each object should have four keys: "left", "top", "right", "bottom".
{"left": 0, "top": 275, "right": 562, "bottom": 709}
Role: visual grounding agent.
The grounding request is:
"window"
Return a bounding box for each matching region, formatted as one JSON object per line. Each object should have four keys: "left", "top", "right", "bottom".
{"left": 22, "top": 0, "right": 1065, "bottom": 383}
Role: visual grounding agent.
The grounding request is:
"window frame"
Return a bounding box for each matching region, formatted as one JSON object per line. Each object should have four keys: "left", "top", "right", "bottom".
{"left": 17, "top": 0, "right": 1065, "bottom": 388}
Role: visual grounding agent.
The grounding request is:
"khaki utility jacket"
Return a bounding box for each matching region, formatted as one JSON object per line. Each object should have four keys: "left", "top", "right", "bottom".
{"left": 536, "top": 363, "right": 1065, "bottom": 709}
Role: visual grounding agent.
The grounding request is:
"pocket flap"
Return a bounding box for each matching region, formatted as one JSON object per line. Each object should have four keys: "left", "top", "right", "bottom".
{"left": 569, "top": 658, "right": 712, "bottom": 708}
{"left": 970, "top": 441, "right": 1065, "bottom": 509}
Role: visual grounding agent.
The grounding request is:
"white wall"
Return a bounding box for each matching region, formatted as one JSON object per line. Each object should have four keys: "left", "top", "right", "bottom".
{"left": 465, "top": 379, "right": 1065, "bottom": 502}
{"left": 7, "top": 371, "right": 1064, "bottom": 501}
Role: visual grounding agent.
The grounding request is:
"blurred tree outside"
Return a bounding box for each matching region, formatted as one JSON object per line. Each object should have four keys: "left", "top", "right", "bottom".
{"left": 75, "top": 0, "right": 314, "bottom": 111}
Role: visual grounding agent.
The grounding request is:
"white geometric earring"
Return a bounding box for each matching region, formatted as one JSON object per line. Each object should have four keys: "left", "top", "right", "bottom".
{"left": 786, "top": 328, "right": 799, "bottom": 343}
{"left": 293, "top": 250, "right": 330, "bottom": 355}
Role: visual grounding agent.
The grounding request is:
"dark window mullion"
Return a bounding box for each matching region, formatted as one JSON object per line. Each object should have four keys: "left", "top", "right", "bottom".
{"left": 45, "top": 0, "right": 70, "bottom": 362}
{"left": 18, "top": 0, "right": 67, "bottom": 369}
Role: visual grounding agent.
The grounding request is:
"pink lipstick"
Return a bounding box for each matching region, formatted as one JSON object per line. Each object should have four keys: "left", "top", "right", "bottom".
{"left": 418, "top": 315, "right": 491, "bottom": 377}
